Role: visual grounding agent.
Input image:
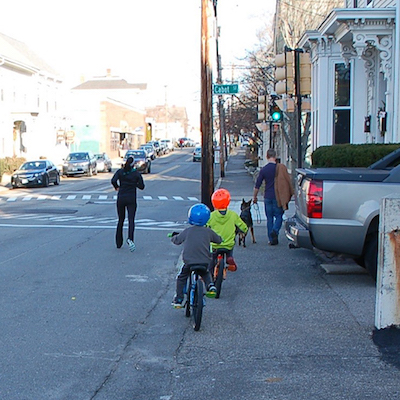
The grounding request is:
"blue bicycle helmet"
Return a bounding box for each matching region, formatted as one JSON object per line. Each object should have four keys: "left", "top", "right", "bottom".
{"left": 188, "top": 203, "right": 211, "bottom": 226}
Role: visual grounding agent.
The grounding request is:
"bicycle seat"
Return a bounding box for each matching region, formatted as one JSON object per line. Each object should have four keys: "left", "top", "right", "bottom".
{"left": 213, "top": 248, "right": 230, "bottom": 255}
{"left": 188, "top": 264, "right": 208, "bottom": 274}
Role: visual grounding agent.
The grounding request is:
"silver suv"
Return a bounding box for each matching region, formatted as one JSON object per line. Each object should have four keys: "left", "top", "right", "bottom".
{"left": 63, "top": 151, "right": 97, "bottom": 177}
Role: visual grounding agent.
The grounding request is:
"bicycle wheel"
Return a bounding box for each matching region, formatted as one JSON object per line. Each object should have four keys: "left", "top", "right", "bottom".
{"left": 192, "top": 276, "right": 204, "bottom": 331}
{"left": 214, "top": 257, "right": 224, "bottom": 299}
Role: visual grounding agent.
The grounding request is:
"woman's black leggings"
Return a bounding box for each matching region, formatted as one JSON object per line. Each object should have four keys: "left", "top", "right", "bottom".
{"left": 116, "top": 197, "right": 137, "bottom": 247}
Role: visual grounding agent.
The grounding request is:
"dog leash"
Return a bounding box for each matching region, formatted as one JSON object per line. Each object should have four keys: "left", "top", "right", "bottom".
{"left": 252, "top": 202, "right": 262, "bottom": 224}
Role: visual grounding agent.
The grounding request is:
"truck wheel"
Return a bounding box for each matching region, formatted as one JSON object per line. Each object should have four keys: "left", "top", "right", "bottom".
{"left": 364, "top": 232, "right": 378, "bottom": 280}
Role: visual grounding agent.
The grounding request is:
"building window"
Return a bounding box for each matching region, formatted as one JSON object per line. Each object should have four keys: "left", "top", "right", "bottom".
{"left": 333, "top": 63, "right": 351, "bottom": 144}
{"left": 334, "top": 63, "right": 350, "bottom": 106}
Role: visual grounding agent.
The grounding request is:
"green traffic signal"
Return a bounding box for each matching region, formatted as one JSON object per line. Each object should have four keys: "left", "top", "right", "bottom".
{"left": 271, "top": 110, "right": 282, "bottom": 121}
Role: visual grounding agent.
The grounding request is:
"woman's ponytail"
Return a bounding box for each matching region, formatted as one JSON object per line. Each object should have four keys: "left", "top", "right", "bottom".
{"left": 123, "top": 156, "right": 134, "bottom": 172}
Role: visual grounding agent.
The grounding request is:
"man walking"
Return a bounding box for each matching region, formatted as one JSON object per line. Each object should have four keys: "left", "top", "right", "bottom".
{"left": 253, "top": 149, "right": 293, "bottom": 245}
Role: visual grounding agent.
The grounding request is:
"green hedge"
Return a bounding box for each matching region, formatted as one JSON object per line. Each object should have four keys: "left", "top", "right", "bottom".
{"left": 311, "top": 144, "right": 400, "bottom": 167}
{"left": 0, "top": 157, "right": 26, "bottom": 181}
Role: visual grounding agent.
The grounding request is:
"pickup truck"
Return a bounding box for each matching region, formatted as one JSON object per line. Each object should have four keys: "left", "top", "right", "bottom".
{"left": 285, "top": 148, "right": 400, "bottom": 279}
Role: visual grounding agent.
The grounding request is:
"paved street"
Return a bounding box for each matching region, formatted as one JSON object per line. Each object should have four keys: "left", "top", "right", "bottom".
{"left": 0, "top": 148, "right": 399, "bottom": 399}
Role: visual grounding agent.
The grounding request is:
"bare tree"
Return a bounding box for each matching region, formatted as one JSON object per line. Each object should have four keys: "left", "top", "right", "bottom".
{"left": 275, "top": 0, "right": 344, "bottom": 52}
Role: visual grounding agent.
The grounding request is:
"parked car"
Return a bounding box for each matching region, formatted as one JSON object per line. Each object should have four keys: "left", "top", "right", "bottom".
{"left": 62, "top": 151, "right": 97, "bottom": 177}
{"left": 193, "top": 146, "right": 202, "bottom": 162}
{"left": 160, "top": 139, "right": 174, "bottom": 152}
{"left": 284, "top": 148, "right": 400, "bottom": 279}
{"left": 140, "top": 144, "right": 155, "bottom": 160}
{"left": 122, "top": 150, "right": 151, "bottom": 173}
{"left": 147, "top": 141, "right": 162, "bottom": 156}
{"left": 95, "top": 153, "right": 112, "bottom": 172}
{"left": 11, "top": 159, "right": 60, "bottom": 188}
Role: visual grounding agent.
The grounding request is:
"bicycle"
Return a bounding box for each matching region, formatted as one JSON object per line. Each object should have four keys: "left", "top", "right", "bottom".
{"left": 212, "top": 248, "right": 231, "bottom": 299}
{"left": 184, "top": 264, "right": 209, "bottom": 331}
{"left": 168, "top": 231, "right": 209, "bottom": 331}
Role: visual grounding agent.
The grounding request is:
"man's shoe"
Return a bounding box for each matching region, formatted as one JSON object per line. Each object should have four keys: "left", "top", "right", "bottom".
{"left": 171, "top": 297, "right": 184, "bottom": 308}
{"left": 226, "top": 256, "right": 237, "bottom": 272}
{"left": 126, "top": 239, "right": 136, "bottom": 252}
{"left": 206, "top": 285, "right": 217, "bottom": 298}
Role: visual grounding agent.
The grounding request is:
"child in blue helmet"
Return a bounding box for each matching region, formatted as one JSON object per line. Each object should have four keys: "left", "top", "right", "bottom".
{"left": 170, "top": 203, "right": 223, "bottom": 308}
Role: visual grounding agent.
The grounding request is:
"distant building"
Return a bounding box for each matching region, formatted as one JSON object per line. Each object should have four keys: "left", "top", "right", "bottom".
{"left": 0, "top": 32, "right": 67, "bottom": 160}
{"left": 145, "top": 105, "right": 189, "bottom": 144}
{"left": 69, "top": 70, "right": 148, "bottom": 158}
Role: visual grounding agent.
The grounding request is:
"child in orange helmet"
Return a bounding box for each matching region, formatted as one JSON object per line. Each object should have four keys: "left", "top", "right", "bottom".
{"left": 207, "top": 188, "right": 248, "bottom": 271}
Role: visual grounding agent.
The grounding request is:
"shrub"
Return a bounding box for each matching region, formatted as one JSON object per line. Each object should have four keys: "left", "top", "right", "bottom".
{"left": 0, "top": 157, "right": 26, "bottom": 181}
{"left": 311, "top": 144, "right": 400, "bottom": 167}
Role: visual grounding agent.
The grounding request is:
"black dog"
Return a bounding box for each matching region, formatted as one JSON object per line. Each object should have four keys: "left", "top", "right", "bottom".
{"left": 237, "top": 199, "right": 256, "bottom": 247}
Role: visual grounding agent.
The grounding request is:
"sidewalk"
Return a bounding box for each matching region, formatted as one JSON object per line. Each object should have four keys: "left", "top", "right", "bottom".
{"left": 213, "top": 147, "right": 400, "bottom": 398}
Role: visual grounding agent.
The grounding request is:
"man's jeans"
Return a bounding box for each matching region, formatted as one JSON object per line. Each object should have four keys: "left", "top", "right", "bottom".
{"left": 264, "top": 198, "right": 284, "bottom": 242}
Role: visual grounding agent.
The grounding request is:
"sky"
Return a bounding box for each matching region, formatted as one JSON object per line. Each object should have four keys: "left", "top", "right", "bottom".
{"left": 0, "top": 0, "right": 275, "bottom": 125}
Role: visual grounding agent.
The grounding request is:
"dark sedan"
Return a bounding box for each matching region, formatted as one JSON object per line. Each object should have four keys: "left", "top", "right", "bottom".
{"left": 123, "top": 150, "right": 151, "bottom": 174}
{"left": 11, "top": 160, "right": 60, "bottom": 188}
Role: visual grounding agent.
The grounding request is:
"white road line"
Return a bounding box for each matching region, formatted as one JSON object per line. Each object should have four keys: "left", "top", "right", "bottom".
{"left": 67, "top": 195, "right": 76, "bottom": 200}
{"left": 98, "top": 195, "right": 108, "bottom": 200}
{"left": 143, "top": 196, "right": 153, "bottom": 200}
{"left": 188, "top": 197, "right": 199, "bottom": 201}
{"left": 173, "top": 196, "right": 184, "bottom": 200}
{"left": 37, "top": 195, "right": 47, "bottom": 200}
{"left": 51, "top": 195, "right": 61, "bottom": 200}
{"left": 22, "top": 196, "right": 33, "bottom": 201}
{"left": 0, "top": 223, "right": 178, "bottom": 231}
{"left": 82, "top": 195, "right": 91, "bottom": 200}
{"left": 158, "top": 196, "right": 168, "bottom": 200}
{"left": 7, "top": 197, "right": 17, "bottom": 202}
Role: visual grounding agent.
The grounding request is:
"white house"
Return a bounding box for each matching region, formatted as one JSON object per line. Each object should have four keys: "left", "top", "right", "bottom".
{"left": 0, "top": 32, "right": 68, "bottom": 160}
{"left": 299, "top": 1, "right": 398, "bottom": 151}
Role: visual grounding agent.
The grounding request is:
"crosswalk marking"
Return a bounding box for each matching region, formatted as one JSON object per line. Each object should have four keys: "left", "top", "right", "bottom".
{"left": 0, "top": 193, "right": 204, "bottom": 203}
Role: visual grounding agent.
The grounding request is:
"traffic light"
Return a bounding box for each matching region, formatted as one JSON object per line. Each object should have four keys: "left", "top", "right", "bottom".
{"left": 299, "top": 52, "right": 311, "bottom": 95}
{"left": 275, "top": 51, "right": 294, "bottom": 95}
{"left": 257, "top": 95, "right": 267, "bottom": 121}
{"left": 270, "top": 102, "right": 282, "bottom": 122}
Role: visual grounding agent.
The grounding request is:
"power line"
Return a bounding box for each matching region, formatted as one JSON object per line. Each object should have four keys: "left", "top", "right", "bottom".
{"left": 278, "top": 0, "right": 328, "bottom": 18}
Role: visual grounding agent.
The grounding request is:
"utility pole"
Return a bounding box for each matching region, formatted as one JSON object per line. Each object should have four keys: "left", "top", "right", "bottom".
{"left": 201, "top": 0, "right": 214, "bottom": 209}
{"left": 164, "top": 85, "right": 168, "bottom": 140}
{"left": 216, "top": 33, "right": 226, "bottom": 177}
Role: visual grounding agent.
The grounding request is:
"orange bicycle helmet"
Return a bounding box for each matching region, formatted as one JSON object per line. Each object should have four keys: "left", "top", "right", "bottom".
{"left": 211, "top": 188, "right": 231, "bottom": 210}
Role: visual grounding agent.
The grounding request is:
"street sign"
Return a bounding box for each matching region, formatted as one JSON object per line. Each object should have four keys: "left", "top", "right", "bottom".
{"left": 213, "top": 84, "right": 239, "bottom": 95}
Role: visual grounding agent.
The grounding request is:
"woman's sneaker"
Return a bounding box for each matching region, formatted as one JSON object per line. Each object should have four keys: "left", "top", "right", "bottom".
{"left": 126, "top": 239, "right": 136, "bottom": 252}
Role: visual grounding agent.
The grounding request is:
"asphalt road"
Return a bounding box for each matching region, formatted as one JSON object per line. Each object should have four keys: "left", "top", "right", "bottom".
{"left": 1, "top": 148, "right": 400, "bottom": 399}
